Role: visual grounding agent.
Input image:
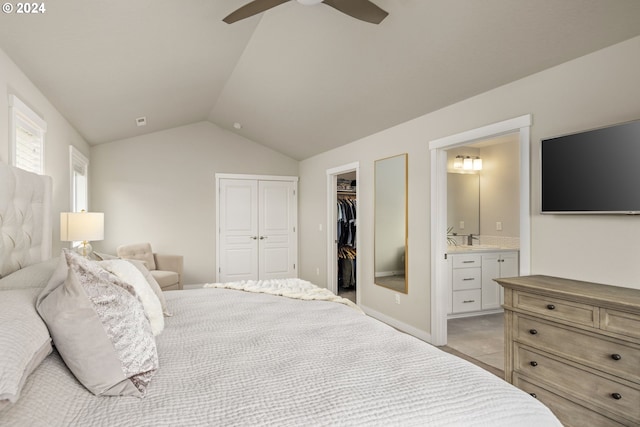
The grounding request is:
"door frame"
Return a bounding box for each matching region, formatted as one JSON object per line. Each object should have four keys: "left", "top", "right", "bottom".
{"left": 215, "top": 173, "right": 299, "bottom": 283}
{"left": 326, "top": 162, "right": 360, "bottom": 303}
{"left": 428, "top": 115, "right": 531, "bottom": 346}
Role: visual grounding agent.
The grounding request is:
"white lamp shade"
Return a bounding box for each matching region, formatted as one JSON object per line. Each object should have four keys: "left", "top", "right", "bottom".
{"left": 463, "top": 156, "right": 473, "bottom": 170}
{"left": 60, "top": 212, "right": 104, "bottom": 242}
{"left": 473, "top": 157, "right": 483, "bottom": 170}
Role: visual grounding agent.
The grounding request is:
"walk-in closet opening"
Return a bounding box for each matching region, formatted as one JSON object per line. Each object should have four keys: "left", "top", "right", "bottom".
{"left": 336, "top": 171, "right": 357, "bottom": 303}
{"left": 326, "top": 162, "right": 360, "bottom": 305}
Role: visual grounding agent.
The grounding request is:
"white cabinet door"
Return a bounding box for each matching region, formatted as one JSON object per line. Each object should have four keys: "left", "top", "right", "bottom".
{"left": 481, "top": 253, "right": 502, "bottom": 310}
{"left": 481, "top": 251, "right": 519, "bottom": 310}
{"left": 219, "top": 178, "right": 297, "bottom": 282}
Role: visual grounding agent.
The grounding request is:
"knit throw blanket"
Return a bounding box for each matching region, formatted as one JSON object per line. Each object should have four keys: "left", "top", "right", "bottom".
{"left": 203, "top": 278, "right": 363, "bottom": 314}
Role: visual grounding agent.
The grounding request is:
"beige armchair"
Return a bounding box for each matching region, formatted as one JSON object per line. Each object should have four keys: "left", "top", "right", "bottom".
{"left": 117, "top": 243, "right": 183, "bottom": 291}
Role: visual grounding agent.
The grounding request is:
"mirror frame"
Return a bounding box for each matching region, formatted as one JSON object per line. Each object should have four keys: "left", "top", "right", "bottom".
{"left": 374, "top": 153, "right": 408, "bottom": 293}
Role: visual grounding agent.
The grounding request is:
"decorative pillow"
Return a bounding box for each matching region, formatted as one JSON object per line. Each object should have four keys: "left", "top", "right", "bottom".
{"left": 99, "top": 259, "right": 165, "bottom": 335}
{"left": 37, "top": 250, "right": 158, "bottom": 397}
{"left": 0, "top": 257, "right": 59, "bottom": 290}
{"left": 126, "top": 259, "right": 172, "bottom": 317}
{"left": 0, "top": 288, "right": 52, "bottom": 410}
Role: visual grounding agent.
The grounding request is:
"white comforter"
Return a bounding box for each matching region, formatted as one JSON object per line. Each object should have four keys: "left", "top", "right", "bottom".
{"left": 1, "top": 288, "right": 561, "bottom": 426}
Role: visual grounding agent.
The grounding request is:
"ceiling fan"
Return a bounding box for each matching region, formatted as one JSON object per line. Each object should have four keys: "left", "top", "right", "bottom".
{"left": 223, "top": 0, "right": 388, "bottom": 25}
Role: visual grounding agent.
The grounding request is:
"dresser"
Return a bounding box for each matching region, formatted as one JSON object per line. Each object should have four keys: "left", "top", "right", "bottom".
{"left": 496, "top": 275, "right": 640, "bottom": 427}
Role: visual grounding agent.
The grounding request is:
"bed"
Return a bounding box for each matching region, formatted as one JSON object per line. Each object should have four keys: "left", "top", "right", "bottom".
{"left": 0, "top": 162, "right": 562, "bottom": 426}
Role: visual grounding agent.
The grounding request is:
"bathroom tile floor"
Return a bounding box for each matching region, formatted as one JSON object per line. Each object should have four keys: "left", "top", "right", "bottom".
{"left": 446, "top": 313, "right": 504, "bottom": 371}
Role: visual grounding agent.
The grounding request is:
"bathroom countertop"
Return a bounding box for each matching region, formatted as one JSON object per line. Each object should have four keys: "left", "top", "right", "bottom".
{"left": 447, "top": 245, "right": 519, "bottom": 254}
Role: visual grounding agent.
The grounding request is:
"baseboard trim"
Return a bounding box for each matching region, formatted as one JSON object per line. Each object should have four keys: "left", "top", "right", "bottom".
{"left": 360, "top": 304, "right": 432, "bottom": 343}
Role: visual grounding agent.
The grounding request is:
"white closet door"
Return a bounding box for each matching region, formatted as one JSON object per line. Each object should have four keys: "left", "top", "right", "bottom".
{"left": 219, "top": 179, "right": 259, "bottom": 282}
{"left": 218, "top": 177, "right": 297, "bottom": 282}
{"left": 259, "top": 180, "right": 297, "bottom": 280}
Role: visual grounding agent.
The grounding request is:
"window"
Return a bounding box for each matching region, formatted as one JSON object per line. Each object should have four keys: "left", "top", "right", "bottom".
{"left": 70, "top": 146, "right": 89, "bottom": 213}
{"left": 9, "top": 94, "right": 47, "bottom": 174}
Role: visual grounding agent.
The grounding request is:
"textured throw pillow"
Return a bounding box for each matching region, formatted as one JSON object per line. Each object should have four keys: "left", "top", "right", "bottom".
{"left": 37, "top": 250, "right": 158, "bottom": 397}
{"left": 99, "top": 259, "right": 165, "bottom": 335}
{"left": 0, "top": 288, "right": 52, "bottom": 410}
{"left": 126, "top": 259, "right": 173, "bottom": 317}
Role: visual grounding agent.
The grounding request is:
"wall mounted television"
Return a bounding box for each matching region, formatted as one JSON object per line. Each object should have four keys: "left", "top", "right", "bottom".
{"left": 541, "top": 119, "right": 640, "bottom": 214}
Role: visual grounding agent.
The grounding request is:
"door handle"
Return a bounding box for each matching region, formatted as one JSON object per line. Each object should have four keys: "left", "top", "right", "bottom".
{"left": 250, "top": 236, "right": 258, "bottom": 240}
{"left": 260, "top": 236, "right": 268, "bottom": 240}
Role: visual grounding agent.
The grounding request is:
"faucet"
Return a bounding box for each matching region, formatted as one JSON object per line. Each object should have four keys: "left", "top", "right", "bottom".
{"left": 467, "top": 233, "right": 479, "bottom": 246}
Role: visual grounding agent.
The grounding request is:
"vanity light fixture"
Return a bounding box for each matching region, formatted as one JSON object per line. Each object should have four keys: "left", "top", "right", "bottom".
{"left": 454, "top": 155, "right": 464, "bottom": 169}
{"left": 463, "top": 156, "right": 473, "bottom": 170}
{"left": 473, "top": 156, "right": 483, "bottom": 170}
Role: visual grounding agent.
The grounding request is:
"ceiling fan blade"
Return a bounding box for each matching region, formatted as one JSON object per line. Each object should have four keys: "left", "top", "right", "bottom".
{"left": 322, "top": 0, "right": 388, "bottom": 24}
{"left": 223, "top": 0, "right": 291, "bottom": 24}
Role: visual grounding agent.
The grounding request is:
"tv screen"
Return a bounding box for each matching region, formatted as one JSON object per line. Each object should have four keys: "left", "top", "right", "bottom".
{"left": 541, "top": 119, "right": 640, "bottom": 214}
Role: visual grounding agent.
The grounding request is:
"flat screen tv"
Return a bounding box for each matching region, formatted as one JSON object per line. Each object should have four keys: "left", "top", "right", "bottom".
{"left": 541, "top": 119, "right": 640, "bottom": 214}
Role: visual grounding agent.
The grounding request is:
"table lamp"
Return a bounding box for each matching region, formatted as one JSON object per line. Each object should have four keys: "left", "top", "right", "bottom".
{"left": 60, "top": 211, "right": 104, "bottom": 258}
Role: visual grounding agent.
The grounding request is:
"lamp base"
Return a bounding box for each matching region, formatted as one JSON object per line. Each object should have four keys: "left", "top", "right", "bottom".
{"left": 75, "top": 242, "right": 93, "bottom": 258}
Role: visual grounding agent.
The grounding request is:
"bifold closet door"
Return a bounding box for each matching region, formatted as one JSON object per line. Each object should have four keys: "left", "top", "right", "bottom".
{"left": 219, "top": 178, "right": 297, "bottom": 282}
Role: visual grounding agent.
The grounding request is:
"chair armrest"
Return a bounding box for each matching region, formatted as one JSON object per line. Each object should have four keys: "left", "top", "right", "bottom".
{"left": 153, "top": 253, "right": 183, "bottom": 285}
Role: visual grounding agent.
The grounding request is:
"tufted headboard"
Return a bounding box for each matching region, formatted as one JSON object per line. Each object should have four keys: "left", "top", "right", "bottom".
{"left": 0, "top": 161, "right": 52, "bottom": 277}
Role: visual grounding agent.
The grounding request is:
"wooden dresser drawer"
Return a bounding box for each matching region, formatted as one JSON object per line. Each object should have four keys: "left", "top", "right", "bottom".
{"left": 513, "top": 375, "right": 626, "bottom": 427}
{"left": 452, "top": 289, "right": 481, "bottom": 313}
{"left": 452, "top": 267, "right": 481, "bottom": 290}
{"left": 451, "top": 254, "right": 481, "bottom": 268}
{"left": 515, "top": 315, "right": 640, "bottom": 383}
{"left": 601, "top": 308, "right": 640, "bottom": 340}
{"left": 514, "top": 290, "right": 597, "bottom": 327}
{"left": 515, "top": 345, "right": 640, "bottom": 423}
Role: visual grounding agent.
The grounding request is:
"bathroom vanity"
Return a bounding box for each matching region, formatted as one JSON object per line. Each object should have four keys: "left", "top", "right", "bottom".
{"left": 447, "top": 246, "right": 519, "bottom": 317}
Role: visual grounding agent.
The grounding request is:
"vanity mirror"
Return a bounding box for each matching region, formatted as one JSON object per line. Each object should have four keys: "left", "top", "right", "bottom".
{"left": 374, "top": 154, "right": 408, "bottom": 293}
{"left": 447, "top": 173, "right": 480, "bottom": 237}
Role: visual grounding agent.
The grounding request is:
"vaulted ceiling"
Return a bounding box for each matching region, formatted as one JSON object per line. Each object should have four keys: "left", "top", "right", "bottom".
{"left": 1, "top": 0, "right": 640, "bottom": 160}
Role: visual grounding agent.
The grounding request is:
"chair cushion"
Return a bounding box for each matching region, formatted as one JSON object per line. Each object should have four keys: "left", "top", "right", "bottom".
{"left": 116, "top": 243, "right": 156, "bottom": 271}
{"left": 150, "top": 270, "right": 179, "bottom": 290}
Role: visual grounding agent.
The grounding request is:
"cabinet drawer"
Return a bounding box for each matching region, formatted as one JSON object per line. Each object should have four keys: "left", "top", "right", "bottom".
{"left": 452, "top": 268, "right": 481, "bottom": 290}
{"left": 513, "top": 375, "right": 626, "bottom": 427}
{"left": 515, "top": 345, "right": 640, "bottom": 423}
{"left": 515, "top": 315, "right": 640, "bottom": 383}
{"left": 514, "top": 290, "right": 597, "bottom": 327}
{"left": 452, "top": 254, "right": 481, "bottom": 268}
{"left": 601, "top": 308, "right": 640, "bottom": 340}
{"left": 452, "top": 290, "right": 481, "bottom": 313}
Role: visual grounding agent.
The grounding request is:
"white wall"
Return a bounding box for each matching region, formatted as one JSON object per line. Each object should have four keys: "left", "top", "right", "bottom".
{"left": 0, "top": 48, "right": 91, "bottom": 255}
{"left": 298, "top": 36, "right": 640, "bottom": 337}
{"left": 90, "top": 121, "right": 298, "bottom": 284}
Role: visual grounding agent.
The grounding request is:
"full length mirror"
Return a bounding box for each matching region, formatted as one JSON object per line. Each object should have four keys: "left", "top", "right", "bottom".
{"left": 447, "top": 173, "right": 480, "bottom": 236}
{"left": 374, "top": 154, "right": 408, "bottom": 293}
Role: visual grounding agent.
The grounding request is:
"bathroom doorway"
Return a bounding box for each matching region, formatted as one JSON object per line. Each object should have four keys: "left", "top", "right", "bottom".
{"left": 429, "top": 115, "right": 532, "bottom": 348}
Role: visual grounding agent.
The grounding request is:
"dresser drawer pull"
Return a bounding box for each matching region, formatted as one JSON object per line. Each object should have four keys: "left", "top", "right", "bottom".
{"left": 546, "top": 304, "right": 555, "bottom": 310}
{"left": 530, "top": 361, "right": 538, "bottom": 367}
{"left": 462, "top": 278, "right": 475, "bottom": 281}
{"left": 463, "top": 300, "right": 476, "bottom": 303}
{"left": 611, "top": 353, "right": 622, "bottom": 361}
{"left": 611, "top": 393, "right": 622, "bottom": 400}
{"left": 529, "top": 329, "right": 538, "bottom": 335}
{"left": 530, "top": 393, "right": 537, "bottom": 398}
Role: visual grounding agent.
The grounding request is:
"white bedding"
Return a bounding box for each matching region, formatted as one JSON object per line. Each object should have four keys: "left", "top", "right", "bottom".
{"left": 1, "top": 287, "right": 561, "bottom": 426}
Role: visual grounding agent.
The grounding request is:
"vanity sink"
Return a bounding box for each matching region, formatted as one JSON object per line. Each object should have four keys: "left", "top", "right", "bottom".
{"left": 448, "top": 244, "right": 503, "bottom": 252}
